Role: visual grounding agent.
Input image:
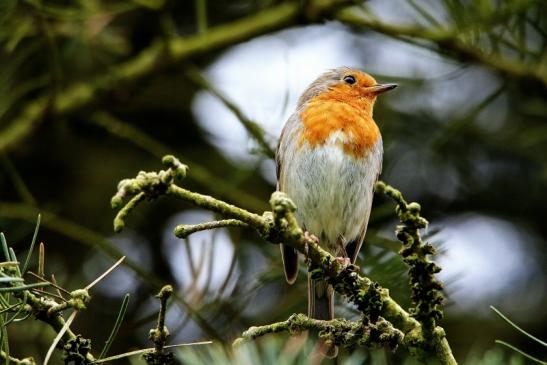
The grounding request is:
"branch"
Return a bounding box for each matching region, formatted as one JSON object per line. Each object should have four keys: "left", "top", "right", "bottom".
{"left": 174, "top": 219, "right": 248, "bottom": 239}
{"left": 0, "top": 0, "right": 354, "bottom": 152}
{"left": 89, "top": 111, "right": 267, "bottom": 212}
{"left": 185, "top": 66, "right": 276, "bottom": 158}
{"left": 0, "top": 202, "right": 224, "bottom": 341}
{"left": 143, "top": 285, "right": 175, "bottom": 365}
{"left": 375, "top": 182, "right": 444, "bottom": 335}
{"left": 111, "top": 155, "right": 457, "bottom": 365}
{"left": 0, "top": 351, "right": 36, "bottom": 365}
{"left": 336, "top": 7, "right": 547, "bottom": 90}
{"left": 233, "top": 313, "right": 403, "bottom": 351}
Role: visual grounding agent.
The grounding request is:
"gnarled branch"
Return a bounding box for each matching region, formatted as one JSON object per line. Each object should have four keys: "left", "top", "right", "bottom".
{"left": 111, "top": 155, "right": 457, "bottom": 365}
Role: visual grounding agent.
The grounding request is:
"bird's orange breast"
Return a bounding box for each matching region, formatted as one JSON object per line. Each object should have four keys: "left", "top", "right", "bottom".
{"left": 298, "top": 90, "right": 380, "bottom": 158}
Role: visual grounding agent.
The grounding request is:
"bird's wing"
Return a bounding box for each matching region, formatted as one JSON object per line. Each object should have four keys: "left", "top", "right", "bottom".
{"left": 346, "top": 144, "right": 383, "bottom": 264}
{"left": 276, "top": 120, "right": 299, "bottom": 284}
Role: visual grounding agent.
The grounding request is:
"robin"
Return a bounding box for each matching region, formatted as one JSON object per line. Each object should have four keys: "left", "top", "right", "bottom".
{"left": 276, "top": 67, "right": 397, "bottom": 356}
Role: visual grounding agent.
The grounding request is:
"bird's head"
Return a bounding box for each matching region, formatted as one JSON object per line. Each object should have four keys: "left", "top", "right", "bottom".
{"left": 298, "top": 67, "right": 397, "bottom": 108}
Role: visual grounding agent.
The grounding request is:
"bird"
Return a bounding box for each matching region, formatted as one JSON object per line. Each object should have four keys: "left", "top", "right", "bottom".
{"left": 275, "top": 67, "right": 397, "bottom": 355}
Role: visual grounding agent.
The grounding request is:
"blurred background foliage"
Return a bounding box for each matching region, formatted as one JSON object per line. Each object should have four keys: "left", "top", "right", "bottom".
{"left": 0, "top": 0, "right": 546, "bottom": 363}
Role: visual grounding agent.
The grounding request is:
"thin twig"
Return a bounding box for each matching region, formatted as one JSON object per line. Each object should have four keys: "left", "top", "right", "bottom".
{"left": 336, "top": 7, "right": 547, "bottom": 89}
{"left": 185, "top": 66, "right": 276, "bottom": 158}
{"left": 174, "top": 219, "right": 248, "bottom": 238}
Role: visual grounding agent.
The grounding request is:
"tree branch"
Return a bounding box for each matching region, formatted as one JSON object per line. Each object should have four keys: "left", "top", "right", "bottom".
{"left": 174, "top": 219, "right": 248, "bottom": 239}
{"left": 233, "top": 313, "right": 403, "bottom": 351}
{"left": 0, "top": 351, "right": 36, "bottom": 365}
{"left": 0, "top": 0, "right": 354, "bottom": 153}
{"left": 89, "top": 111, "right": 267, "bottom": 212}
{"left": 185, "top": 66, "right": 276, "bottom": 158}
{"left": 336, "top": 7, "right": 547, "bottom": 90}
{"left": 111, "top": 155, "right": 457, "bottom": 365}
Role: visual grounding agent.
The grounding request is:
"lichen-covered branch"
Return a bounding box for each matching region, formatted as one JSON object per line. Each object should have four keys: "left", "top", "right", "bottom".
{"left": 143, "top": 285, "right": 174, "bottom": 365}
{"left": 0, "top": 351, "right": 36, "bottom": 365}
{"left": 174, "top": 219, "right": 248, "bottom": 239}
{"left": 89, "top": 112, "right": 267, "bottom": 212}
{"left": 111, "top": 155, "right": 457, "bottom": 365}
{"left": 233, "top": 313, "right": 403, "bottom": 351}
{"left": 11, "top": 284, "right": 95, "bottom": 363}
{"left": 375, "top": 181, "right": 444, "bottom": 336}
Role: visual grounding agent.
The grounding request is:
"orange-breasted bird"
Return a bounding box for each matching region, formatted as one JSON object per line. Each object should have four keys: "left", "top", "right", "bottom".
{"left": 276, "top": 67, "right": 397, "bottom": 353}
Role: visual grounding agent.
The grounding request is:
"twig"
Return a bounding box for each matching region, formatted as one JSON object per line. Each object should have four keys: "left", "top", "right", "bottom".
{"left": 185, "top": 66, "right": 276, "bottom": 158}
{"left": 26, "top": 271, "right": 71, "bottom": 296}
{"left": 174, "top": 219, "right": 248, "bottom": 238}
{"left": 89, "top": 111, "right": 267, "bottom": 212}
{"left": 0, "top": 351, "right": 35, "bottom": 365}
{"left": 195, "top": 0, "right": 208, "bottom": 33}
{"left": 336, "top": 7, "right": 547, "bottom": 90}
{"left": 233, "top": 313, "right": 403, "bottom": 351}
{"left": 143, "top": 285, "right": 174, "bottom": 365}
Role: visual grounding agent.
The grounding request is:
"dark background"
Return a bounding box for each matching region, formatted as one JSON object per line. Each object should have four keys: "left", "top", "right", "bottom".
{"left": 1, "top": 0, "right": 546, "bottom": 364}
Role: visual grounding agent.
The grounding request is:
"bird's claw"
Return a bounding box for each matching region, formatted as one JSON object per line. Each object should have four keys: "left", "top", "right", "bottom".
{"left": 304, "top": 231, "right": 319, "bottom": 243}
{"left": 303, "top": 231, "right": 319, "bottom": 264}
{"left": 335, "top": 256, "right": 351, "bottom": 267}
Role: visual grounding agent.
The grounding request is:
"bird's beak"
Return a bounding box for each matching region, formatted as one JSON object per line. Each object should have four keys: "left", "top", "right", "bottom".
{"left": 368, "top": 83, "right": 398, "bottom": 96}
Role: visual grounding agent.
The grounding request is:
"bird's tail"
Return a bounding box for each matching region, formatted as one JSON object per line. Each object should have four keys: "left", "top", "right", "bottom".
{"left": 308, "top": 272, "right": 338, "bottom": 358}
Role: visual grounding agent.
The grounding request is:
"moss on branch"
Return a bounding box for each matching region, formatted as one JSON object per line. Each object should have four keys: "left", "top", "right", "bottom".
{"left": 143, "top": 285, "right": 175, "bottom": 365}
{"left": 233, "top": 313, "right": 404, "bottom": 352}
{"left": 375, "top": 181, "right": 444, "bottom": 336}
{"left": 111, "top": 155, "right": 457, "bottom": 365}
{"left": 0, "top": 351, "right": 36, "bottom": 365}
{"left": 13, "top": 289, "right": 95, "bottom": 363}
{"left": 174, "top": 219, "right": 248, "bottom": 238}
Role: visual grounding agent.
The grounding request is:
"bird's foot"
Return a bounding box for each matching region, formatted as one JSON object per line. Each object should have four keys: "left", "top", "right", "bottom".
{"left": 303, "top": 231, "right": 319, "bottom": 265}
{"left": 334, "top": 256, "right": 351, "bottom": 267}
{"left": 304, "top": 231, "right": 319, "bottom": 244}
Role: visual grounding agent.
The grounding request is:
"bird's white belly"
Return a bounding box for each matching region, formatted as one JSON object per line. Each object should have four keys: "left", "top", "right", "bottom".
{"left": 283, "top": 138, "right": 382, "bottom": 253}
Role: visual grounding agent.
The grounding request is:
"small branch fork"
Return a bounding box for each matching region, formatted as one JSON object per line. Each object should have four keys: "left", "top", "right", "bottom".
{"left": 143, "top": 285, "right": 175, "bottom": 365}
{"left": 111, "top": 155, "right": 457, "bottom": 365}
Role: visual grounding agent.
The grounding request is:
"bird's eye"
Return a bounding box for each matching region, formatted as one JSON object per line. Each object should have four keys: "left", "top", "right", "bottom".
{"left": 343, "top": 75, "right": 356, "bottom": 85}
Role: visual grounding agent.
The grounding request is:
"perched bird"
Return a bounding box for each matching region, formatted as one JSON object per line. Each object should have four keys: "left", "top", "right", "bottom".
{"left": 276, "top": 67, "right": 397, "bottom": 353}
